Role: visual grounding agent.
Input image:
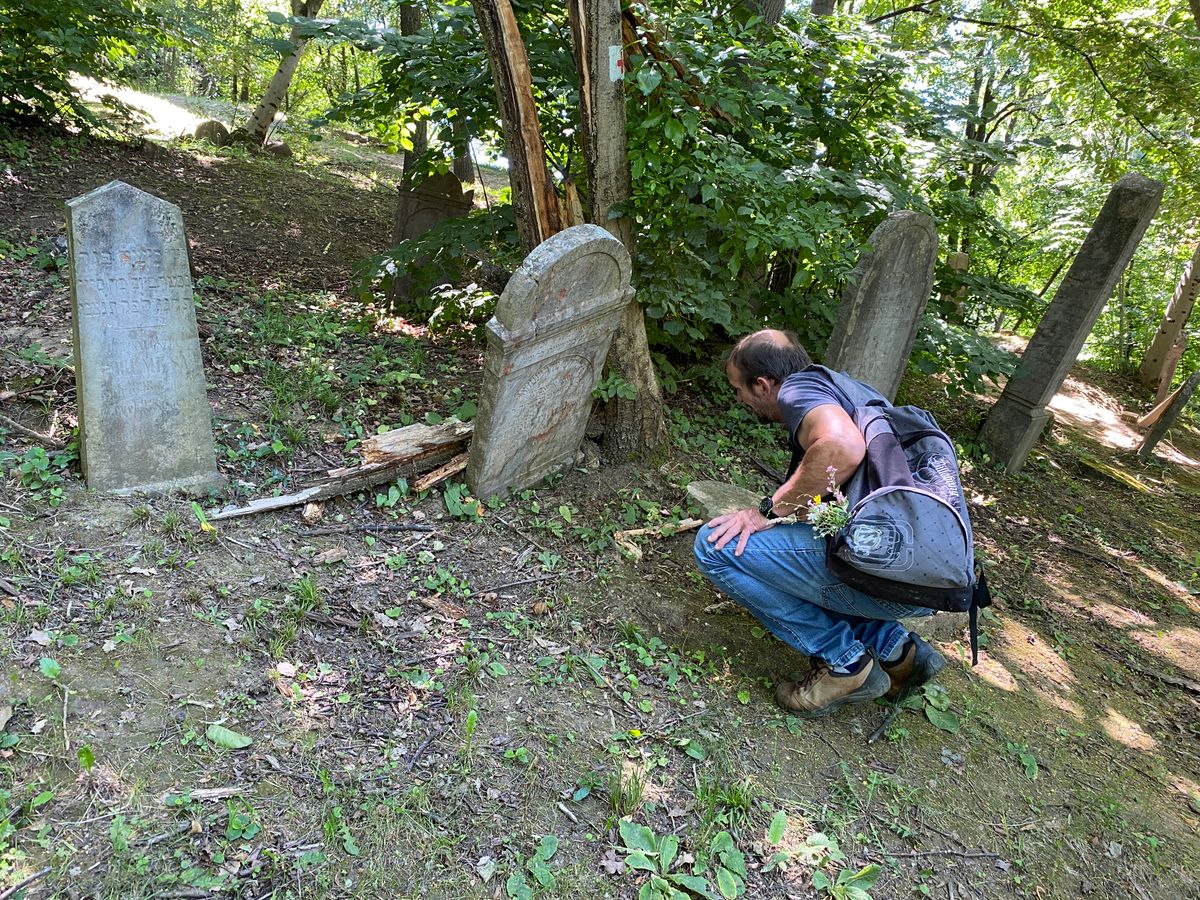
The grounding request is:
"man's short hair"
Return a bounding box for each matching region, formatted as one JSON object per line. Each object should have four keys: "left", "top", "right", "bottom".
{"left": 726, "top": 330, "right": 812, "bottom": 384}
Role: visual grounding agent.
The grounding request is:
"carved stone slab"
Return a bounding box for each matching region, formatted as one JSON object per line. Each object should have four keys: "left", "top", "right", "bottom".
{"left": 391, "top": 171, "right": 475, "bottom": 300}
{"left": 66, "top": 181, "right": 221, "bottom": 494}
{"left": 980, "top": 174, "right": 1164, "bottom": 472}
{"left": 466, "top": 225, "right": 632, "bottom": 498}
{"left": 824, "top": 211, "right": 938, "bottom": 401}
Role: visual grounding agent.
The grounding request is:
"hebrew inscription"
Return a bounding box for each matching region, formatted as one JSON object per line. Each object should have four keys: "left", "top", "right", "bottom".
{"left": 67, "top": 181, "right": 221, "bottom": 494}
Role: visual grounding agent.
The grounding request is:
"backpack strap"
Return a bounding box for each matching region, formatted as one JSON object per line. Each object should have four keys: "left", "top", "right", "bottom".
{"left": 968, "top": 567, "right": 992, "bottom": 665}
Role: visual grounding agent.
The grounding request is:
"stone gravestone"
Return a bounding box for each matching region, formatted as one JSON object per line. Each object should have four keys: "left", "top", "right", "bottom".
{"left": 466, "top": 225, "right": 631, "bottom": 498}
{"left": 824, "top": 211, "right": 938, "bottom": 401}
{"left": 1137, "top": 370, "right": 1200, "bottom": 460}
{"left": 979, "top": 174, "right": 1164, "bottom": 473}
{"left": 66, "top": 181, "right": 221, "bottom": 494}
{"left": 390, "top": 172, "right": 475, "bottom": 302}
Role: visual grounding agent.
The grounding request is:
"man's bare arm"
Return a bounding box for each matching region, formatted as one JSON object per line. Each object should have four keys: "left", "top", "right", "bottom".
{"left": 769, "top": 403, "right": 865, "bottom": 515}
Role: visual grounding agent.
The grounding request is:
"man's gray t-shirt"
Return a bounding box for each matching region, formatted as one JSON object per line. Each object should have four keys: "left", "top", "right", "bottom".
{"left": 777, "top": 366, "right": 887, "bottom": 477}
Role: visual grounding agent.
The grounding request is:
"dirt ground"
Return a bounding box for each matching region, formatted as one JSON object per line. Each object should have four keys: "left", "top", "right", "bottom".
{"left": 1, "top": 107, "right": 1199, "bottom": 900}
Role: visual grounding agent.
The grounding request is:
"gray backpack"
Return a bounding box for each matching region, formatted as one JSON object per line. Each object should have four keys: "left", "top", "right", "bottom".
{"left": 809, "top": 368, "right": 991, "bottom": 662}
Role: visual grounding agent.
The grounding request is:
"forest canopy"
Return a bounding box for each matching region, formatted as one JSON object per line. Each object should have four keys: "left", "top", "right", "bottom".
{"left": 3, "top": 0, "right": 1199, "bottom": 395}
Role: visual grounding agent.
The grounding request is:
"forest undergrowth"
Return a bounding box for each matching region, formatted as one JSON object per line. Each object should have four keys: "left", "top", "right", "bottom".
{"left": 1, "top": 120, "right": 1199, "bottom": 900}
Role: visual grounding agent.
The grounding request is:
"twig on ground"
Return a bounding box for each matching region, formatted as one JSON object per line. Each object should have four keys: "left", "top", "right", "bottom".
{"left": 868, "top": 705, "right": 903, "bottom": 743}
{"left": 0, "top": 867, "right": 52, "bottom": 900}
{"left": 556, "top": 801, "right": 579, "bottom": 824}
{"left": 0, "top": 412, "right": 62, "bottom": 448}
{"left": 301, "top": 523, "right": 434, "bottom": 536}
{"left": 475, "top": 572, "right": 567, "bottom": 594}
{"left": 887, "top": 848, "right": 999, "bottom": 860}
{"left": 1122, "top": 654, "right": 1200, "bottom": 695}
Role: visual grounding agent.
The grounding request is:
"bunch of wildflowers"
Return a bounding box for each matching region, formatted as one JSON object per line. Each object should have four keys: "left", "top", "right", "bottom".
{"left": 806, "top": 466, "right": 850, "bottom": 538}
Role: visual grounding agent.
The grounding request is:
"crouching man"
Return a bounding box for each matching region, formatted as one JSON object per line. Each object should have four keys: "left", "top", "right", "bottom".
{"left": 694, "top": 328, "right": 945, "bottom": 718}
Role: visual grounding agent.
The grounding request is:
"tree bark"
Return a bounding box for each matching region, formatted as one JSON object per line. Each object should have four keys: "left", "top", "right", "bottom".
{"left": 452, "top": 119, "right": 475, "bottom": 182}
{"left": 242, "top": 0, "right": 325, "bottom": 145}
{"left": 1191, "top": 0, "right": 1200, "bottom": 33}
{"left": 470, "top": 0, "right": 562, "bottom": 253}
{"left": 400, "top": 3, "right": 428, "bottom": 182}
{"left": 745, "top": 0, "right": 786, "bottom": 25}
{"left": 1139, "top": 242, "right": 1200, "bottom": 392}
{"left": 810, "top": 0, "right": 836, "bottom": 15}
{"left": 569, "top": 0, "right": 666, "bottom": 459}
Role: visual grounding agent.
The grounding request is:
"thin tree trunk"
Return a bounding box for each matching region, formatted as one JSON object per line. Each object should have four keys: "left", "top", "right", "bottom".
{"left": 470, "top": 0, "right": 561, "bottom": 252}
{"left": 811, "top": 0, "right": 836, "bottom": 15}
{"left": 1139, "top": 242, "right": 1200, "bottom": 392}
{"left": 242, "top": 0, "right": 325, "bottom": 145}
{"left": 400, "top": 3, "right": 428, "bottom": 181}
{"left": 746, "top": 0, "right": 786, "bottom": 24}
{"left": 568, "top": 0, "right": 667, "bottom": 459}
{"left": 452, "top": 121, "right": 475, "bottom": 182}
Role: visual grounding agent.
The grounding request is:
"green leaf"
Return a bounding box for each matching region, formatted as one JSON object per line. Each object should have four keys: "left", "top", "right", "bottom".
{"left": 839, "top": 863, "right": 882, "bottom": 890}
{"left": 205, "top": 724, "right": 252, "bottom": 749}
{"left": 668, "top": 873, "right": 715, "bottom": 895}
{"left": 637, "top": 66, "right": 662, "bottom": 95}
{"left": 767, "top": 810, "right": 787, "bottom": 844}
{"left": 619, "top": 818, "right": 657, "bottom": 854}
{"left": 39, "top": 657, "right": 61, "bottom": 680}
{"left": 715, "top": 865, "right": 741, "bottom": 898}
{"left": 78, "top": 745, "right": 95, "bottom": 773}
{"left": 659, "top": 833, "right": 678, "bottom": 872}
{"left": 535, "top": 834, "right": 558, "bottom": 861}
{"left": 527, "top": 859, "right": 554, "bottom": 888}
{"left": 924, "top": 706, "right": 960, "bottom": 734}
{"left": 625, "top": 852, "right": 658, "bottom": 872}
{"left": 684, "top": 739, "right": 707, "bottom": 761}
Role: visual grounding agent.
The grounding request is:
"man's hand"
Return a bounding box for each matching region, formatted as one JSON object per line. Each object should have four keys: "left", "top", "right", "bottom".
{"left": 705, "top": 507, "right": 776, "bottom": 557}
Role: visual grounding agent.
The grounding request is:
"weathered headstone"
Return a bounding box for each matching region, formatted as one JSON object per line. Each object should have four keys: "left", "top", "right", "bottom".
{"left": 1137, "top": 370, "right": 1200, "bottom": 459}
{"left": 193, "top": 120, "right": 230, "bottom": 146}
{"left": 466, "top": 225, "right": 631, "bottom": 498}
{"left": 66, "top": 181, "right": 221, "bottom": 494}
{"left": 390, "top": 172, "right": 475, "bottom": 301}
{"left": 824, "top": 211, "right": 938, "bottom": 401}
{"left": 979, "top": 174, "right": 1164, "bottom": 473}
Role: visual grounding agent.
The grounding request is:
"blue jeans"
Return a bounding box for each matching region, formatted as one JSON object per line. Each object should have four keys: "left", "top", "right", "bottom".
{"left": 693, "top": 521, "right": 932, "bottom": 669}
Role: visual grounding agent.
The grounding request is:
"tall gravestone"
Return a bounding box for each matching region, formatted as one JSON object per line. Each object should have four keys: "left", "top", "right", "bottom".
{"left": 979, "top": 174, "right": 1164, "bottom": 473}
{"left": 67, "top": 181, "right": 221, "bottom": 494}
{"left": 391, "top": 172, "right": 475, "bottom": 302}
{"left": 466, "top": 225, "right": 631, "bottom": 498}
{"left": 824, "top": 211, "right": 938, "bottom": 401}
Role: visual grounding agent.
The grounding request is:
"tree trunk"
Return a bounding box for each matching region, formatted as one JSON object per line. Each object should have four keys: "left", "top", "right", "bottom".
{"left": 242, "top": 0, "right": 325, "bottom": 145}
{"left": 1191, "top": 0, "right": 1200, "bottom": 32}
{"left": 1139, "top": 242, "right": 1200, "bottom": 392}
{"left": 470, "top": 0, "right": 562, "bottom": 252}
{"left": 810, "top": 0, "right": 836, "bottom": 15}
{"left": 568, "top": 0, "right": 667, "bottom": 460}
{"left": 400, "top": 3, "right": 428, "bottom": 181}
{"left": 745, "top": 0, "right": 786, "bottom": 24}
{"left": 452, "top": 119, "right": 474, "bottom": 182}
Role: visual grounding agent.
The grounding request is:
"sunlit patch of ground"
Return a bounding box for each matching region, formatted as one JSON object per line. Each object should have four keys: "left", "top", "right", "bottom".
{"left": 1100, "top": 706, "right": 1158, "bottom": 751}
{"left": 1128, "top": 625, "right": 1200, "bottom": 680}
{"left": 993, "top": 616, "right": 1085, "bottom": 719}
{"left": 1055, "top": 589, "right": 1157, "bottom": 630}
{"left": 73, "top": 77, "right": 211, "bottom": 139}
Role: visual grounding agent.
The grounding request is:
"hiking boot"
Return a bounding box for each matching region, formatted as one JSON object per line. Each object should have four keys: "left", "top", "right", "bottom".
{"left": 881, "top": 635, "right": 946, "bottom": 702}
{"left": 775, "top": 655, "right": 890, "bottom": 718}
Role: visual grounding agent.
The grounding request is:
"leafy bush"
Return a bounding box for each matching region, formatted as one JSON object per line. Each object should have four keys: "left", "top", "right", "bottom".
{"left": 0, "top": 0, "right": 145, "bottom": 124}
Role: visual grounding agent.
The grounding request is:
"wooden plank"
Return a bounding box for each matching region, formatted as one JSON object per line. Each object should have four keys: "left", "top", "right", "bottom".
{"left": 207, "top": 422, "right": 474, "bottom": 522}
{"left": 413, "top": 452, "right": 469, "bottom": 492}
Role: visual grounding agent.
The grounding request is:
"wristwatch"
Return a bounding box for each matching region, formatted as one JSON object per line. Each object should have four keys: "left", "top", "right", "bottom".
{"left": 759, "top": 496, "right": 779, "bottom": 519}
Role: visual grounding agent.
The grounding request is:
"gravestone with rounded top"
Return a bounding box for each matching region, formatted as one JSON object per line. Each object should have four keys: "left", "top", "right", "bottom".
{"left": 466, "top": 225, "right": 632, "bottom": 498}
{"left": 67, "top": 181, "right": 221, "bottom": 494}
{"left": 980, "top": 174, "right": 1164, "bottom": 473}
{"left": 824, "top": 211, "right": 938, "bottom": 401}
{"left": 391, "top": 171, "right": 475, "bottom": 301}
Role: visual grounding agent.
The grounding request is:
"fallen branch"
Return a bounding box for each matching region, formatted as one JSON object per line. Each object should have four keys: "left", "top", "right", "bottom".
{"left": 301, "top": 523, "right": 434, "bottom": 536}
{"left": 614, "top": 518, "right": 704, "bottom": 560}
{"left": 1122, "top": 655, "right": 1200, "bottom": 696}
{"left": 0, "top": 867, "right": 51, "bottom": 900}
{"left": 0, "top": 412, "right": 62, "bottom": 448}
{"left": 208, "top": 421, "right": 472, "bottom": 522}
